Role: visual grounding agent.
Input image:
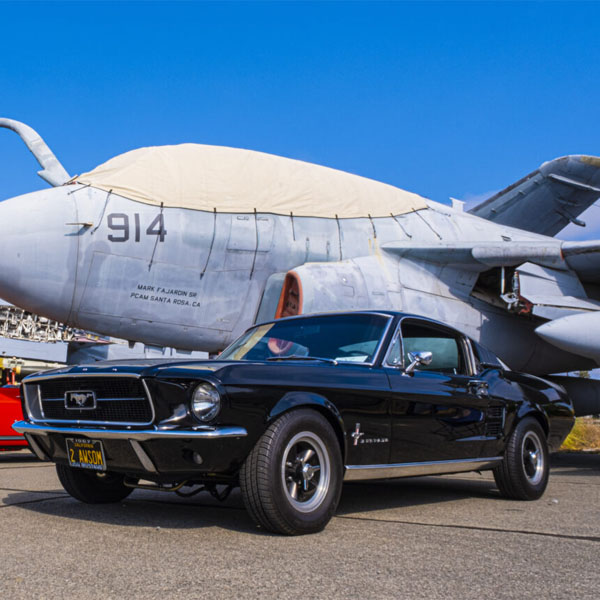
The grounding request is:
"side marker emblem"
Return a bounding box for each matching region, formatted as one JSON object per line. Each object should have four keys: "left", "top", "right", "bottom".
{"left": 351, "top": 423, "right": 364, "bottom": 446}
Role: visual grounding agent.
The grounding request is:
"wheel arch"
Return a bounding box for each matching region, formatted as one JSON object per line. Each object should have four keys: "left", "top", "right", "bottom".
{"left": 268, "top": 392, "right": 347, "bottom": 461}
{"left": 515, "top": 407, "right": 550, "bottom": 438}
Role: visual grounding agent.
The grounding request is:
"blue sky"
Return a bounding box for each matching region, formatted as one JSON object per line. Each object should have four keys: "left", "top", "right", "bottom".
{"left": 1, "top": 1, "right": 600, "bottom": 238}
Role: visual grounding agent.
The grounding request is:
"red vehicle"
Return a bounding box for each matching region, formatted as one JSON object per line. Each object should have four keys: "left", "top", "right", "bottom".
{"left": 0, "top": 386, "right": 27, "bottom": 450}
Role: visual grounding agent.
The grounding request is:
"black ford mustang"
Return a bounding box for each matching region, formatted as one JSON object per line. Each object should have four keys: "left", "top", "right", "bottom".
{"left": 14, "top": 311, "right": 574, "bottom": 535}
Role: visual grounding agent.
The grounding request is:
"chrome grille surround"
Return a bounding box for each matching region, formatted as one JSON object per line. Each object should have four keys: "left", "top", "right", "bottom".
{"left": 23, "top": 373, "right": 155, "bottom": 427}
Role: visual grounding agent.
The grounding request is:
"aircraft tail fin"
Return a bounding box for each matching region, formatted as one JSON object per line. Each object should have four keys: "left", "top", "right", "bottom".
{"left": 468, "top": 155, "right": 600, "bottom": 237}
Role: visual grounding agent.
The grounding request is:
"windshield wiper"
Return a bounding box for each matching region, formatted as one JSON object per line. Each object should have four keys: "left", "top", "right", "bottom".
{"left": 266, "top": 355, "right": 338, "bottom": 365}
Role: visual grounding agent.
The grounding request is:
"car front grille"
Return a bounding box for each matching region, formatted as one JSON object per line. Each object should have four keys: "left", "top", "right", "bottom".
{"left": 29, "top": 377, "right": 153, "bottom": 426}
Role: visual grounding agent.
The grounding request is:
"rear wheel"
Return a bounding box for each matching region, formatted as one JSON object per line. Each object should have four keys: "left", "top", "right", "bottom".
{"left": 494, "top": 417, "right": 549, "bottom": 500}
{"left": 240, "top": 409, "right": 343, "bottom": 535}
{"left": 56, "top": 464, "right": 133, "bottom": 503}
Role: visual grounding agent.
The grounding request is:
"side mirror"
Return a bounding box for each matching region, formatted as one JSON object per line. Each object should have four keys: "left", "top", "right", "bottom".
{"left": 405, "top": 351, "right": 433, "bottom": 374}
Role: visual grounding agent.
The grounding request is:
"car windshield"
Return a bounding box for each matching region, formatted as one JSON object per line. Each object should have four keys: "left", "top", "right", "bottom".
{"left": 219, "top": 313, "right": 391, "bottom": 364}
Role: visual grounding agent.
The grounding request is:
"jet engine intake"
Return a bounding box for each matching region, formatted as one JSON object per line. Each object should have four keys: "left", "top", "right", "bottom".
{"left": 273, "top": 256, "right": 402, "bottom": 319}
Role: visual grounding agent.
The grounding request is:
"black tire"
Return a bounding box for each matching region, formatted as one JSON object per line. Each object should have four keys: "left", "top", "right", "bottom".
{"left": 56, "top": 464, "right": 133, "bottom": 503}
{"left": 493, "top": 417, "right": 549, "bottom": 500}
{"left": 240, "top": 409, "right": 343, "bottom": 535}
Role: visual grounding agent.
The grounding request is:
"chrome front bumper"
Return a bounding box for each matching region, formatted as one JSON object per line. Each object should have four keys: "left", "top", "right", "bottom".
{"left": 12, "top": 421, "right": 248, "bottom": 441}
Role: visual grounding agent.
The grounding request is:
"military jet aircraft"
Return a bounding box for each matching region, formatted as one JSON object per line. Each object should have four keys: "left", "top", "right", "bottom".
{"left": 2, "top": 118, "right": 600, "bottom": 415}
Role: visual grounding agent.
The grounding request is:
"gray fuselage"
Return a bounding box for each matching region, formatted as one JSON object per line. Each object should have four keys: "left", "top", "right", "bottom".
{"left": 0, "top": 183, "right": 589, "bottom": 374}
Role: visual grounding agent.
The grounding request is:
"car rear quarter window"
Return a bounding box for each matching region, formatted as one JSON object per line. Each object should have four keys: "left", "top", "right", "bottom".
{"left": 472, "top": 340, "right": 504, "bottom": 370}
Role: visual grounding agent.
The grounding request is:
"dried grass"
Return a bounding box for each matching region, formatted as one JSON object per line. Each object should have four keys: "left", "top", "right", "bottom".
{"left": 561, "top": 418, "right": 600, "bottom": 452}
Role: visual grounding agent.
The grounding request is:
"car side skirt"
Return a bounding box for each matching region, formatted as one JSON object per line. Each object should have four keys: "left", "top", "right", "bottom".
{"left": 344, "top": 457, "right": 502, "bottom": 481}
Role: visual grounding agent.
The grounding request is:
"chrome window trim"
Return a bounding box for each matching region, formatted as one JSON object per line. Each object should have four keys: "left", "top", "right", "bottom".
{"left": 383, "top": 320, "right": 404, "bottom": 368}
{"left": 12, "top": 421, "right": 248, "bottom": 441}
{"left": 25, "top": 375, "right": 156, "bottom": 427}
{"left": 383, "top": 316, "right": 475, "bottom": 376}
{"left": 224, "top": 312, "right": 394, "bottom": 367}
{"left": 462, "top": 337, "right": 478, "bottom": 378}
{"left": 369, "top": 314, "right": 395, "bottom": 366}
{"left": 257, "top": 310, "right": 397, "bottom": 327}
{"left": 344, "top": 456, "right": 502, "bottom": 481}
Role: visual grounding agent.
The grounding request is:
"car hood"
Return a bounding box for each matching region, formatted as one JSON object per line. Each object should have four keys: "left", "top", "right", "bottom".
{"left": 23, "top": 359, "right": 235, "bottom": 381}
{"left": 23, "top": 359, "right": 378, "bottom": 390}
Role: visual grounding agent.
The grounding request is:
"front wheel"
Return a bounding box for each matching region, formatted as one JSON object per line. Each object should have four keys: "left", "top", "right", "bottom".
{"left": 240, "top": 409, "right": 343, "bottom": 535}
{"left": 494, "top": 417, "right": 549, "bottom": 500}
{"left": 56, "top": 464, "right": 134, "bottom": 503}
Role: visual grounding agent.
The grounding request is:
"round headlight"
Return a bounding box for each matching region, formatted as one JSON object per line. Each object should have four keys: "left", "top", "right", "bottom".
{"left": 191, "top": 382, "right": 221, "bottom": 422}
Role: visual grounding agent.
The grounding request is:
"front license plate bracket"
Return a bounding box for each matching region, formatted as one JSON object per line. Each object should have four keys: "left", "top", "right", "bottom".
{"left": 66, "top": 437, "right": 106, "bottom": 471}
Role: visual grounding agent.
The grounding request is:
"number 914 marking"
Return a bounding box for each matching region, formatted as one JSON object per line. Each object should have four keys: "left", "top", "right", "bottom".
{"left": 107, "top": 213, "right": 167, "bottom": 242}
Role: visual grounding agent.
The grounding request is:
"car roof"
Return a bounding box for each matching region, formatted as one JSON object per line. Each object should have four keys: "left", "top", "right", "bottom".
{"left": 257, "top": 310, "right": 450, "bottom": 329}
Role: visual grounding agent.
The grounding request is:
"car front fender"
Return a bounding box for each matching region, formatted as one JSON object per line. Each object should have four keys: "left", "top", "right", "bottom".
{"left": 268, "top": 392, "right": 347, "bottom": 458}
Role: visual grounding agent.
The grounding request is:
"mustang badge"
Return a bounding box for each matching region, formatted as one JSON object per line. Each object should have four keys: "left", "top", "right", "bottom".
{"left": 351, "top": 422, "right": 389, "bottom": 446}
{"left": 64, "top": 391, "right": 96, "bottom": 410}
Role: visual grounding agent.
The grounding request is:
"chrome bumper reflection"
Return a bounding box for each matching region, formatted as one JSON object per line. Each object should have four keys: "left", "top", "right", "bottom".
{"left": 12, "top": 421, "right": 247, "bottom": 441}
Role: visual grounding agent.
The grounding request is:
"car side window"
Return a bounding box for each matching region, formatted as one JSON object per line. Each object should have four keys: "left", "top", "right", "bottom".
{"left": 472, "top": 340, "right": 504, "bottom": 372}
{"left": 400, "top": 321, "right": 469, "bottom": 375}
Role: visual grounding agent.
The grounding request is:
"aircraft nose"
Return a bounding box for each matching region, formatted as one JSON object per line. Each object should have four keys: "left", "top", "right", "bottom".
{"left": 0, "top": 186, "right": 77, "bottom": 322}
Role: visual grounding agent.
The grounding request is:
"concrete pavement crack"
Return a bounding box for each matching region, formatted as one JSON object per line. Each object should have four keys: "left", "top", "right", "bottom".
{"left": 0, "top": 487, "right": 67, "bottom": 494}
{"left": 0, "top": 494, "right": 69, "bottom": 508}
{"left": 547, "top": 480, "right": 600, "bottom": 486}
{"left": 334, "top": 515, "right": 600, "bottom": 543}
{"left": 0, "top": 464, "right": 53, "bottom": 471}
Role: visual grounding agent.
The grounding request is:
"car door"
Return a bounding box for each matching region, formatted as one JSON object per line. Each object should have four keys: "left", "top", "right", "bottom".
{"left": 470, "top": 340, "right": 524, "bottom": 458}
{"left": 385, "top": 318, "right": 491, "bottom": 464}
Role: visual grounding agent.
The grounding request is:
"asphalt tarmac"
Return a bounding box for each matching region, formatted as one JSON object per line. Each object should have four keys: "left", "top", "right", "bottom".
{"left": 1, "top": 451, "right": 598, "bottom": 599}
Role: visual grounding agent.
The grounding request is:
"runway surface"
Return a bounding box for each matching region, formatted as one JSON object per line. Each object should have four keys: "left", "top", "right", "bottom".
{"left": 1, "top": 450, "right": 598, "bottom": 599}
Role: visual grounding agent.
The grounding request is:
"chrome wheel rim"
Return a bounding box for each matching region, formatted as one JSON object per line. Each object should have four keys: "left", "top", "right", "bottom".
{"left": 281, "top": 431, "right": 330, "bottom": 513}
{"left": 522, "top": 430, "right": 544, "bottom": 485}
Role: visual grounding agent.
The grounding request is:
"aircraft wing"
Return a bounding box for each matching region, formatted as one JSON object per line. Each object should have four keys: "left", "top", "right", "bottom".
{"left": 382, "top": 240, "right": 567, "bottom": 269}
{"left": 468, "top": 155, "right": 600, "bottom": 237}
{"left": 383, "top": 239, "right": 600, "bottom": 277}
{"left": 561, "top": 240, "right": 600, "bottom": 282}
{"left": 383, "top": 239, "right": 600, "bottom": 367}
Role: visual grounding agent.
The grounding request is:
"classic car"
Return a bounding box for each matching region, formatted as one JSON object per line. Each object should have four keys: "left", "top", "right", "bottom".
{"left": 13, "top": 311, "right": 574, "bottom": 535}
{"left": 0, "top": 386, "right": 28, "bottom": 451}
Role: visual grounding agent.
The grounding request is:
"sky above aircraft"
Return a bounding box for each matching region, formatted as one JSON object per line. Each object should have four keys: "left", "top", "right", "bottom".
{"left": 1, "top": 1, "right": 599, "bottom": 239}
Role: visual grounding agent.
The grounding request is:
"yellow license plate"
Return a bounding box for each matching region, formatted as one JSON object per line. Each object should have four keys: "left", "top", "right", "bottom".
{"left": 66, "top": 438, "right": 106, "bottom": 471}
